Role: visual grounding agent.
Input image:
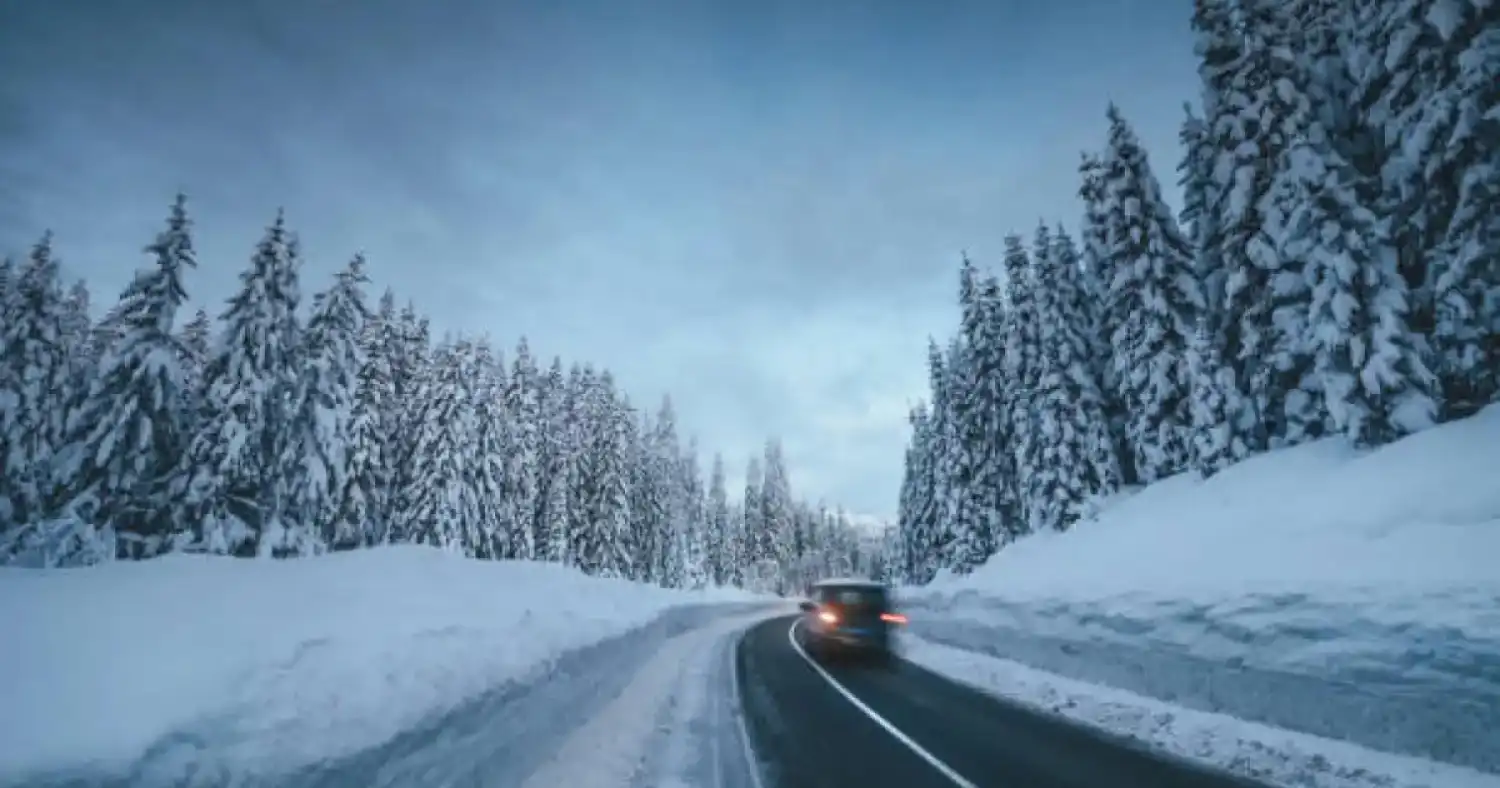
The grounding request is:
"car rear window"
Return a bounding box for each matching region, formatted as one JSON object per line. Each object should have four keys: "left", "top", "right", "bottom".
{"left": 818, "top": 586, "right": 887, "bottom": 608}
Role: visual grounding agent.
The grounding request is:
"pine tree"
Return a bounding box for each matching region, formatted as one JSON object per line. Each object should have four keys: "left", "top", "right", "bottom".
{"left": 58, "top": 195, "right": 196, "bottom": 556}
{"left": 564, "top": 364, "right": 594, "bottom": 569}
{"left": 59, "top": 280, "right": 96, "bottom": 409}
{"left": 677, "top": 438, "right": 708, "bottom": 589}
{"left": 950, "top": 256, "right": 1001, "bottom": 569}
{"left": 534, "top": 356, "right": 571, "bottom": 562}
{"left": 1281, "top": 137, "right": 1440, "bottom": 445}
{"left": 504, "top": 337, "right": 541, "bottom": 559}
{"left": 385, "top": 303, "right": 431, "bottom": 544}
{"left": 1186, "top": 322, "right": 1247, "bottom": 477}
{"left": 1, "top": 233, "right": 71, "bottom": 525}
{"left": 999, "top": 235, "right": 1044, "bottom": 508}
{"left": 1078, "top": 151, "right": 1128, "bottom": 478}
{"left": 742, "top": 456, "right": 766, "bottom": 587}
{"left": 1357, "top": 0, "right": 1500, "bottom": 415}
{"left": 176, "top": 211, "right": 303, "bottom": 556}
{"left": 177, "top": 307, "right": 213, "bottom": 439}
{"left": 285, "top": 255, "right": 369, "bottom": 549}
{"left": 1032, "top": 226, "right": 1120, "bottom": 529}
{"left": 760, "top": 438, "right": 796, "bottom": 594}
{"left": 706, "top": 452, "right": 730, "bottom": 585}
{"left": 405, "top": 338, "right": 474, "bottom": 552}
{"left": 1098, "top": 106, "right": 1202, "bottom": 481}
{"left": 466, "top": 339, "right": 508, "bottom": 558}
{"left": 346, "top": 296, "right": 392, "bottom": 546}
{"left": 1177, "top": 102, "right": 1223, "bottom": 325}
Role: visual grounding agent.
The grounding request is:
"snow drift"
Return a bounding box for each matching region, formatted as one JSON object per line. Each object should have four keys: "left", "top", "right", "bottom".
{"left": 0, "top": 545, "right": 766, "bottom": 784}
{"left": 902, "top": 404, "right": 1500, "bottom": 774}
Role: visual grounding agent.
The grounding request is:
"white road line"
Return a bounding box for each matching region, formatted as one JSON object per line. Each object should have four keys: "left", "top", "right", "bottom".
{"left": 787, "top": 620, "right": 981, "bottom": 788}
{"left": 731, "top": 625, "right": 769, "bottom": 788}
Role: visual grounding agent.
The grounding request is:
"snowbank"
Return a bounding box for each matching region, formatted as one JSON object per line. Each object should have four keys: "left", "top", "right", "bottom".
{"left": 904, "top": 636, "right": 1500, "bottom": 788}
{"left": 0, "top": 545, "right": 768, "bottom": 783}
{"left": 903, "top": 405, "right": 1500, "bottom": 774}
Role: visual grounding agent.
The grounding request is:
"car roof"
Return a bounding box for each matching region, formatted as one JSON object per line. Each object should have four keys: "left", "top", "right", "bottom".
{"left": 812, "top": 577, "right": 885, "bottom": 589}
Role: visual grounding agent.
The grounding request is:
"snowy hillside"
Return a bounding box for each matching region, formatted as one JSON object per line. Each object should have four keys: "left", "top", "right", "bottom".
{"left": 902, "top": 404, "right": 1500, "bottom": 777}
{"left": 0, "top": 545, "right": 769, "bottom": 785}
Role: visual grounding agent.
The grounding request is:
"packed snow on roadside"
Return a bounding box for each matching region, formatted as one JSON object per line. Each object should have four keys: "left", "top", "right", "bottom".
{"left": 0, "top": 545, "right": 767, "bottom": 785}
{"left": 901, "top": 404, "right": 1500, "bottom": 780}
{"left": 903, "top": 636, "right": 1500, "bottom": 788}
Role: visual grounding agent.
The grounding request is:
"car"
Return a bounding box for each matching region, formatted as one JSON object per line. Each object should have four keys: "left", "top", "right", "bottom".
{"left": 797, "top": 577, "right": 906, "bottom": 666}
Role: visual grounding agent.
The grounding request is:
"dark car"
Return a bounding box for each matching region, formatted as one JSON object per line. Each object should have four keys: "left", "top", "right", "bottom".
{"left": 798, "top": 578, "right": 905, "bottom": 666}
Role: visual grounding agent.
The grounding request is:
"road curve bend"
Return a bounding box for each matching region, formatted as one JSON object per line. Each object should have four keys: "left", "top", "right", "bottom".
{"left": 734, "top": 614, "right": 1273, "bottom": 788}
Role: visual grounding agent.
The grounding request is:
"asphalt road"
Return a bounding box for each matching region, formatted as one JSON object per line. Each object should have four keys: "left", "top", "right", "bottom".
{"left": 735, "top": 614, "right": 1275, "bottom": 788}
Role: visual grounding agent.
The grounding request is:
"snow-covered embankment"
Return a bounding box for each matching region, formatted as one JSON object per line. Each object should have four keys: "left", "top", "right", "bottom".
{"left": 0, "top": 546, "right": 769, "bottom": 785}
{"left": 900, "top": 405, "right": 1500, "bottom": 787}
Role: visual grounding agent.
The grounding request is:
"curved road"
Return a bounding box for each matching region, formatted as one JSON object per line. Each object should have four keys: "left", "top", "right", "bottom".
{"left": 736, "top": 614, "right": 1274, "bottom": 788}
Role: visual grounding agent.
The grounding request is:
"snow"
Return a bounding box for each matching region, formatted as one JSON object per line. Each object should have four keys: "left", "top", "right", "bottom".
{"left": 904, "top": 636, "right": 1500, "bottom": 788}
{"left": 901, "top": 405, "right": 1500, "bottom": 777}
{"left": 0, "top": 545, "right": 768, "bottom": 784}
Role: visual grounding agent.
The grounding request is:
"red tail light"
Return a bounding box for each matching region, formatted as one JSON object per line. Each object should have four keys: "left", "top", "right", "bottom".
{"left": 881, "top": 612, "right": 908, "bottom": 625}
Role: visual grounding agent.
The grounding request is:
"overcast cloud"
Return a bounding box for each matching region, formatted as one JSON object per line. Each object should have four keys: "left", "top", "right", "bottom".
{"left": 0, "top": 0, "right": 1197, "bottom": 521}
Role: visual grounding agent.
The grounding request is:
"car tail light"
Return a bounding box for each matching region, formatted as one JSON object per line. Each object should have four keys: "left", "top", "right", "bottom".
{"left": 880, "top": 612, "right": 908, "bottom": 625}
{"left": 817, "top": 610, "right": 838, "bottom": 624}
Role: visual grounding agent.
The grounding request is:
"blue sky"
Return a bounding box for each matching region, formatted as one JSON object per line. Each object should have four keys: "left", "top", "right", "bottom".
{"left": 0, "top": 0, "right": 1198, "bottom": 522}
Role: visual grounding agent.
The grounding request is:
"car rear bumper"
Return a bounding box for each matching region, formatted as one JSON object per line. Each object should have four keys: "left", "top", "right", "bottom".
{"left": 817, "top": 628, "right": 890, "bottom": 650}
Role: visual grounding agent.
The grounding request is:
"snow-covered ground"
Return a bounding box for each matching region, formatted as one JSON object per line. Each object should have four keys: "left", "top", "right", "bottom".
{"left": 904, "top": 636, "right": 1500, "bottom": 788}
{"left": 0, "top": 545, "right": 772, "bottom": 786}
{"left": 900, "top": 405, "right": 1500, "bottom": 782}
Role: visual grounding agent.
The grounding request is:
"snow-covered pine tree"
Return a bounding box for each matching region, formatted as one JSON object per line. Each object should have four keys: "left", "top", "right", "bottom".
{"left": 1078, "top": 151, "right": 1129, "bottom": 480}
{"left": 564, "top": 364, "right": 594, "bottom": 569}
{"left": 385, "top": 303, "right": 432, "bottom": 543}
{"left": 1098, "top": 105, "right": 1202, "bottom": 482}
{"left": 466, "top": 339, "right": 509, "bottom": 559}
{"left": 760, "top": 438, "right": 795, "bottom": 594}
{"left": 58, "top": 280, "right": 95, "bottom": 413}
{"left": 2, "top": 233, "right": 72, "bottom": 525}
{"left": 1177, "top": 102, "right": 1223, "bottom": 326}
{"left": 630, "top": 408, "right": 660, "bottom": 579}
{"left": 1032, "top": 226, "right": 1121, "bottom": 529}
{"left": 706, "top": 452, "right": 730, "bottom": 586}
{"left": 727, "top": 498, "right": 748, "bottom": 588}
{"left": 1186, "top": 321, "right": 1246, "bottom": 477}
{"left": 176, "top": 306, "right": 212, "bottom": 439}
{"left": 1195, "top": 0, "right": 1295, "bottom": 453}
{"left": 534, "top": 356, "right": 572, "bottom": 563}
{"left": 504, "top": 337, "right": 541, "bottom": 559}
{"left": 176, "top": 211, "right": 303, "bottom": 556}
{"left": 285, "top": 254, "right": 369, "bottom": 549}
{"left": 998, "top": 234, "right": 1045, "bottom": 513}
{"left": 1273, "top": 96, "right": 1440, "bottom": 446}
{"left": 404, "top": 337, "right": 476, "bottom": 552}
{"left": 1356, "top": 0, "right": 1500, "bottom": 416}
{"left": 594, "top": 374, "right": 637, "bottom": 578}
{"left": 346, "top": 295, "right": 392, "bottom": 546}
{"left": 947, "top": 256, "right": 995, "bottom": 572}
{"left": 643, "top": 397, "right": 683, "bottom": 584}
{"left": 741, "top": 455, "right": 767, "bottom": 587}
{"left": 907, "top": 400, "right": 941, "bottom": 583}
{"left": 677, "top": 437, "right": 709, "bottom": 589}
{"left": 56, "top": 195, "right": 196, "bottom": 559}
{"left": 179, "top": 308, "right": 211, "bottom": 366}
{"left": 264, "top": 230, "right": 307, "bottom": 552}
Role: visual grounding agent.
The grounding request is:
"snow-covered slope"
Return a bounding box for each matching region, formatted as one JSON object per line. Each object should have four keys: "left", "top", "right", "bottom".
{"left": 903, "top": 405, "right": 1500, "bottom": 776}
{"left": 0, "top": 545, "right": 767, "bottom": 784}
